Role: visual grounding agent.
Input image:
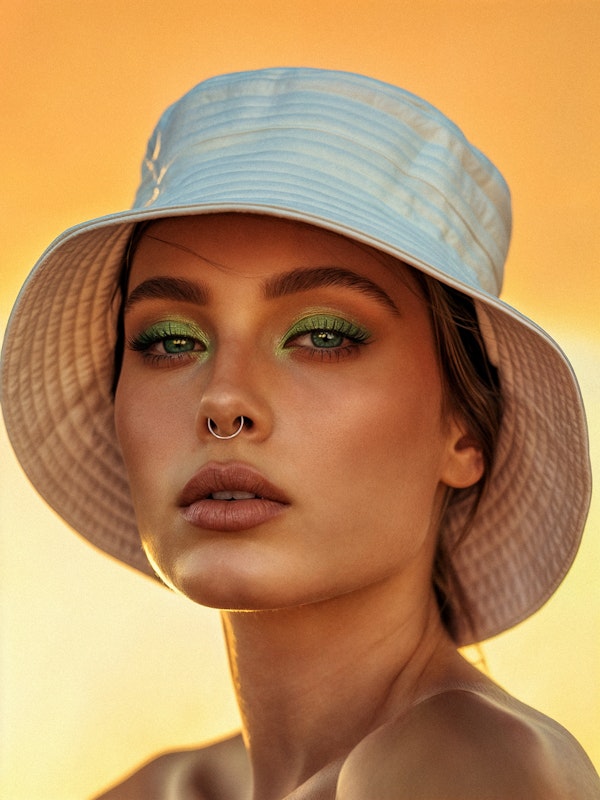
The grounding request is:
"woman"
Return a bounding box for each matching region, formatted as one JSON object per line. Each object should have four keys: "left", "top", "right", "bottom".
{"left": 1, "top": 68, "right": 598, "bottom": 799}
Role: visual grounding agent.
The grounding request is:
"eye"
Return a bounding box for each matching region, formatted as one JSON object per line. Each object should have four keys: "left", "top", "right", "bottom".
{"left": 282, "top": 314, "right": 371, "bottom": 360}
{"left": 128, "top": 320, "right": 208, "bottom": 365}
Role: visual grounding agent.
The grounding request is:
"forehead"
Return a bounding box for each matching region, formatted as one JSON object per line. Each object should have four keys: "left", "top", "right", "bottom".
{"left": 129, "top": 213, "right": 418, "bottom": 295}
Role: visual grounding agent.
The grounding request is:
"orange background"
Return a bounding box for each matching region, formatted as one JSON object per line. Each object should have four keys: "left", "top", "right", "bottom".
{"left": 1, "top": 2, "right": 599, "bottom": 798}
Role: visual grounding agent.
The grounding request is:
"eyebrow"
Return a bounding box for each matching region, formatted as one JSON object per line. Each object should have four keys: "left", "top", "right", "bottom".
{"left": 124, "top": 267, "right": 400, "bottom": 315}
{"left": 263, "top": 267, "right": 400, "bottom": 314}
{"left": 124, "top": 277, "right": 210, "bottom": 311}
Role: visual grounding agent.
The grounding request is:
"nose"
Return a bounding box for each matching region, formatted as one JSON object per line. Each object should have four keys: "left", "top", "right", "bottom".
{"left": 196, "top": 346, "right": 272, "bottom": 443}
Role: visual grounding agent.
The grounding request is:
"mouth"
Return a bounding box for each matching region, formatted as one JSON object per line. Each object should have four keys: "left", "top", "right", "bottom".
{"left": 178, "top": 462, "right": 290, "bottom": 531}
{"left": 209, "top": 491, "right": 261, "bottom": 501}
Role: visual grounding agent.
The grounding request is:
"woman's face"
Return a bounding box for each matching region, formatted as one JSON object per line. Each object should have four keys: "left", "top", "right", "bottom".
{"left": 114, "top": 214, "right": 481, "bottom": 610}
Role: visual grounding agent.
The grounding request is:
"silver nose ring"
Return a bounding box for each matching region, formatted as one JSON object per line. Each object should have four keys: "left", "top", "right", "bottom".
{"left": 207, "top": 416, "right": 245, "bottom": 440}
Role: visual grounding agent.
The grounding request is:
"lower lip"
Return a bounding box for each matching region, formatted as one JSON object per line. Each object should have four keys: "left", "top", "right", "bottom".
{"left": 180, "top": 498, "right": 288, "bottom": 532}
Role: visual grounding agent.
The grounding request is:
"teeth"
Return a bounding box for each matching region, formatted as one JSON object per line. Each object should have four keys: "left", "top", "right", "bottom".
{"left": 211, "top": 491, "right": 257, "bottom": 501}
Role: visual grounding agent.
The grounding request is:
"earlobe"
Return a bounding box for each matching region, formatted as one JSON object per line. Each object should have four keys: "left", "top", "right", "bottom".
{"left": 441, "top": 425, "right": 485, "bottom": 489}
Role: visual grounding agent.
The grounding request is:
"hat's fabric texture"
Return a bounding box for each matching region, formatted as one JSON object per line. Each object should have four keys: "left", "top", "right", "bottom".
{"left": 1, "top": 68, "right": 591, "bottom": 645}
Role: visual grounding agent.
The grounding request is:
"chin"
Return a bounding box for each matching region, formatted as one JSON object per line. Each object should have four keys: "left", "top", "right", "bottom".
{"left": 159, "top": 558, "right": 338, "bottom": 613}
{"left": 154, "top": 552, "right": 282, "bottom": 611}
{"left": 143, "top": 535, "right": 366, "bottom": 612}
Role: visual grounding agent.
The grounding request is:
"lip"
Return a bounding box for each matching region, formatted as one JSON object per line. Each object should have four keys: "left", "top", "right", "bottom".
{"left": 178, "top": 462, "right": 290, "bottom": 532}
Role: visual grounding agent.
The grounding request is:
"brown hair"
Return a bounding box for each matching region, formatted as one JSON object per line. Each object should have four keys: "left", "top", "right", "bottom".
{"left": 412, "top": 271, "right": 503, "bottom": 642}
{"left": 112, "top": 221, "right": 150, "bottom": 395}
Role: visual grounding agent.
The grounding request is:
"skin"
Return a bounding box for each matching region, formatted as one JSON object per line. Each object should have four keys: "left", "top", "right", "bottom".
{"left": 106, "top": 214, "right": 600, "bottom": 800}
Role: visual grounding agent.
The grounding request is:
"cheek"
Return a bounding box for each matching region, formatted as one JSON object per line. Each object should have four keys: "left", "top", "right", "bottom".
{"left": 292, "top": 352, "right": 445, "bottom": 463}
{"left": 114, "top": 381, "right": 151, "bottom": 476}
{"left": 113, "top": 377, "right": 193, "bottom": 496}
{"left": 113, "top": 380, "right": 196, "bottom": 580}
{"left": 283, "top": 360, "right": 448, "bottom": 534}
{"left": 347, "top": 392, "right": 445, "bottom": 507}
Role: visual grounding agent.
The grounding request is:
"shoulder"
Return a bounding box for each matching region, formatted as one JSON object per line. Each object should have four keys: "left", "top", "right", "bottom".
{"left": 337, "top": 688, "right": 600, "bottom": 800}
{"left": 91, "top": 732, "right": 247, "bottom": 800}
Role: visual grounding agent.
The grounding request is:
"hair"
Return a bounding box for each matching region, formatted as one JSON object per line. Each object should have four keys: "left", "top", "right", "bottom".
{"left": 411, "top": 271, "right": 503, "bottom": 642}
{"left": 112, "top": 220, "right": 503, "bottom": 644}
{"left": 112, "top": 221, "right": 150, "bottom": 396}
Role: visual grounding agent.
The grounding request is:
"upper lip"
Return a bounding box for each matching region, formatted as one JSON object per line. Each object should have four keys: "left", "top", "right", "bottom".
{"left": 178, "top": 462, "right": 290, "bottom": 506}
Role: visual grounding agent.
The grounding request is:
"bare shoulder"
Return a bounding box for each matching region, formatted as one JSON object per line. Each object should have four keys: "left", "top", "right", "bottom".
{"left": 337, "top": 688, "right": 600, "bottom": 800}
{"left": 91, "top": 732, "right": 248, "bottom": 800}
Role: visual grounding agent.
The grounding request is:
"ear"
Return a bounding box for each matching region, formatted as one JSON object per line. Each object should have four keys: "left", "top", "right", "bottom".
{"left": 440, "top": 418, "right": 485, "bottom": 489}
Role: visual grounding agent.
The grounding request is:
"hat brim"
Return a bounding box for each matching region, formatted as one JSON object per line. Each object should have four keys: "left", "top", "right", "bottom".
{"left": 1, "top": 200, "right": 591, "bottom": 645}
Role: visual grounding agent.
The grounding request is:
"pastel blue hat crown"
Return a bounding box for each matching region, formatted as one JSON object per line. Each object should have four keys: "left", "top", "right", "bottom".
{"left": 136, "top": 68, "right": 511, "bottom": 298}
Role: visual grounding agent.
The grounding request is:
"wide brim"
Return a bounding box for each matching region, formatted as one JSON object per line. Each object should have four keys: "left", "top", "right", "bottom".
{"left": 1, "top": 201, "right": 592, "bottom": 645}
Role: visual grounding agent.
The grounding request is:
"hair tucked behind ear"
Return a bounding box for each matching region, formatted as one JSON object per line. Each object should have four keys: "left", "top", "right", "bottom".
{"left": 411, "top": 271, "right": 503, "bottom": 643}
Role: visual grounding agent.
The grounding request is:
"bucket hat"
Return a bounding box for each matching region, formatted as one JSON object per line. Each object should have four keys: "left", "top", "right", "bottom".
{"left": 0, "top": 67, "right": 591, "bottom": 645}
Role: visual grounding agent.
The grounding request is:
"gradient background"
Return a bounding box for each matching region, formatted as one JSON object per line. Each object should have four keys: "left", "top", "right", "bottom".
{"left": 1, "top": 2, "right": 598, "bottom": 798}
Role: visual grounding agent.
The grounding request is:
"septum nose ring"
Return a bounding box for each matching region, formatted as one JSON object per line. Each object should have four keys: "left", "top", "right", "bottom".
{"left": 207, "top": 416, "right": 245, "bottom": 440}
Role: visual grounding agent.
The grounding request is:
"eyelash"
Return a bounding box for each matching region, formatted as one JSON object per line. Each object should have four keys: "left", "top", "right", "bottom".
{"left": 127, "top": 321, "right": 208, "bottom": 366}
{"left": 127, "top": 314, "right": 372, "bottom": 367}
{"left": 282, "top": 315, "right": 371, "bottom": 361}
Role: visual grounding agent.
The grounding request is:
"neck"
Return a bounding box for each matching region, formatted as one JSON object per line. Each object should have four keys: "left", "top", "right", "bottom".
{"left": 221, "top": 576, "right": 456, "bottom": 800}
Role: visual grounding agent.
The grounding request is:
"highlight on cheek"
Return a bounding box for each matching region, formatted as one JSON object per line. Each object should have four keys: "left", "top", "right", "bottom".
{"left": 279, "top": 313, "right": 372, "bottom": 361}
{"left": 127, "top": 318, "right": 209, "bottom": 365}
